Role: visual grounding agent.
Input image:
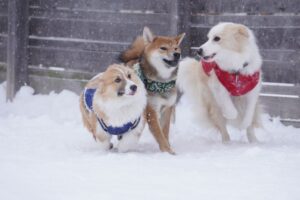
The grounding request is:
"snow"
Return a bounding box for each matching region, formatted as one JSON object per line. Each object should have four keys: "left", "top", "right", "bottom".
{"left": 0, "top": 83, "right": 300, "bottom": 200}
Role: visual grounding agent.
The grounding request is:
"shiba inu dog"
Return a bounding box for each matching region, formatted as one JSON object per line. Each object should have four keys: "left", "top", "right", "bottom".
{"left": 120, "top": 27, "right": 185, "bottom": 154}
{"left": 79, "top": 64, "right": 147, "bottom": 152}
{"left": 177, "top": 22, "right": 262, "bottom": 143}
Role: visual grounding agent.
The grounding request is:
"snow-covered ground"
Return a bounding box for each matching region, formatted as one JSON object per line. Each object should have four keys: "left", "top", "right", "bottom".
{"left": 0, "top": 83, "right": 300, "bottom": 200}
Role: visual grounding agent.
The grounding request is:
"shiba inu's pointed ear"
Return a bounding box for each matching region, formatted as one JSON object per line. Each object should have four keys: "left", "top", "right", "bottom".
{"left": 237, "top": 25, "right": 249, "bottom": 38}
{"left": 175, "top": 33, "right": 186, "bottom": 45}
{"left": 143, "top": 26, "right": 154, "bottom": 44}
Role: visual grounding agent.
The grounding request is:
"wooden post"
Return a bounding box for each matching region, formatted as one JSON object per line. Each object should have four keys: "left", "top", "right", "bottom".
{"left": 176, "top": 0, "right": 191, "bottom": 57}
{"left": 6, "top": 0, "right": 29, "bottom": 101}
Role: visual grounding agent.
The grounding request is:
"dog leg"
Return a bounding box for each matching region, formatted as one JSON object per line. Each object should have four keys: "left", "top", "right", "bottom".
{"left": 210, "top": 109, "right": 230, "bottom": 142}
{"left": 94, "top": 124, "right": 113, "bottom": 150}
{"left": 246, "top": 125, "right": 258, "bottom": 143}
{"left": 117, "top": 131, "right": 141, "bottom": 153}
{"left": 240, "top": 86, "right": 260, "bottom": 130}
{"left": 161, "top": 106, "right": 173, "bottom": 141}
{"left": 245, "top": 101, "right": 261, "bottom": 143}
{"left": 216, "top": 122, "right": 230, "bottom": 143}
{"left": 208, "top": 73, "right": 237, "bottom": 120}
{"left": 146, "top": 105, "right": 175, "bottom": 154}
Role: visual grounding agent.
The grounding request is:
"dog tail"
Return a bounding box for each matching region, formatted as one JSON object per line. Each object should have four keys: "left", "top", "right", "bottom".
{"left": 119, "top": 36, "right": 145, "bottom": 64}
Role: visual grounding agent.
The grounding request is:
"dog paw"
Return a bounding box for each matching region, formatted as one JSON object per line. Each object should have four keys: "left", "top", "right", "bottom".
{"left": 160, "top": 146, "right": 176, "bottom": 155}
{"left": 222, "top": 107, "right": 238, "bottom": 120}
{"left": 221, "top": 135, "right": 231, "bottom": 143}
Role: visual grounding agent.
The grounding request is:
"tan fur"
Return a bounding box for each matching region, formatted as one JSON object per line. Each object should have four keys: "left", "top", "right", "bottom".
{"left": 79, "top": 64, "right": 147, "bottom": 148}
{"left": 121, "top": 27, "right": 185, "bottom": 154}
{"left": 120, "top": 36, "right": 145, "bottom": 65}
{"left": 146, "top": 105, "right": 174, "bottom": 154}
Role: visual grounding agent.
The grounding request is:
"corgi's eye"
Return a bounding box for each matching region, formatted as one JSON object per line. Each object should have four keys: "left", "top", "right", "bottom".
{"left": 213, "top": 36, "right": 220, "bottom": 42}
{"left": 127, "top": 74, "right": 131, "bottom": 79}
{"left": 160, "top": 47, "right": 167, "bottom": 51}
{"left": 115, "top": 77, "right": 121, "bottom": 83}
{"left": 174, "top": 47, "right": 178, "bottom": 51}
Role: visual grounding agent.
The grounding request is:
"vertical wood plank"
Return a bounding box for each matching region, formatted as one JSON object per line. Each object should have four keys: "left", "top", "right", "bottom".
{"left": 170, "top": 0, "right": 179, "bottom": 36}
{"left": 6, "top": 0, "right": 29, "bottom": 101}
{"left": 177, "top": 0, "right": 192, "bottom": 57}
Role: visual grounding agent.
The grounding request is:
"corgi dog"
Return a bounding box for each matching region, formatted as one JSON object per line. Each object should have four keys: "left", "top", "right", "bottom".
{"left": 120, "top": 27, "right": 185, "bottom": 154}
{"left": 79, "top": 64, "right": 147, "bottom": 152}
{"left": 177, "top": 22, "right": 262, "bottom": 143}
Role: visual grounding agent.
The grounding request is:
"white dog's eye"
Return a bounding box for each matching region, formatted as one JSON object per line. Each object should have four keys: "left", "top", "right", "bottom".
{"left": 213, "top": 36, "right": 220, "bottom": 42}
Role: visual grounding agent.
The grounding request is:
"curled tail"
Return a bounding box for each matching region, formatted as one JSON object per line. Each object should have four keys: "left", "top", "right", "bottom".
{"left": 120, "top": 36, "right": 145, "bottom": 64}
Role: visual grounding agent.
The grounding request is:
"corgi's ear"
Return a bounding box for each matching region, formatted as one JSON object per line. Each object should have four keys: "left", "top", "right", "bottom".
{"left": 98, "top": 79, "right": 105, "bottom": 94}
{"left": 143, "top": 26, "right": 154, "bottom": 44}
{"left": 237, "top": 25, "right": 249, "bottom": 38}
{"left": 175, "top": 33, "right": 186, "bottom": 45}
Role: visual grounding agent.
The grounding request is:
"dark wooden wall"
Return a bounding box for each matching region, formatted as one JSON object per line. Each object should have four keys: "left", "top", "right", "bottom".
{"left": 27, "top": 0, "right": 179, "bottom": 93}
{"left": 0, "top": 0, "right": 299, "bottom": 127}
{"left": 0, "top": 0, "right": 7, "bottom": 76}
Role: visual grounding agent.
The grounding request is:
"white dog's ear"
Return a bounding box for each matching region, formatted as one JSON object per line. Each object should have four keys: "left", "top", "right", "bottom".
{"left": 175, "top": 33, "right": 186, "bottom": 45}
{"left": 237, "top": 25, "right": 249, "bottom": 38}
{"left": 143, "top": 27, "right": 154, "bottom": 44}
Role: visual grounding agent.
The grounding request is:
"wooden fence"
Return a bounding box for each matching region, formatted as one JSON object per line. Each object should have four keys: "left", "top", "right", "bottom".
{"left": 0, "top": 0, "right": 299, "bottom": 127}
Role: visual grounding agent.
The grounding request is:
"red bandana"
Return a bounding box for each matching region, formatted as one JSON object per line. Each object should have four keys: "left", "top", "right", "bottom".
{"left": 201, "top": 60, "right": 260, "bottom": 96}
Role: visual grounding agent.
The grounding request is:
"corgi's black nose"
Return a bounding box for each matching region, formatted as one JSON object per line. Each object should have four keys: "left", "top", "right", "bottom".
{"left": 173, "top": 52, "right": 181, "bottom": 60}
{"left": 130, "top": 85, "right": 137, "bottom": 92}
{"left": 197, "top": 48, "right": 203, "bottom": 56}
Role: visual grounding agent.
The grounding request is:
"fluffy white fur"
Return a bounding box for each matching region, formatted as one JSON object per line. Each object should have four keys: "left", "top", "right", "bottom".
{"left": 177, "top": 22, "right": 263, "bottom": 143}
{"left": 96, "top": 76, "right": 146, "bottom": 152}
{"left": 84, "top": 68, "right": 147, "bottom": 152}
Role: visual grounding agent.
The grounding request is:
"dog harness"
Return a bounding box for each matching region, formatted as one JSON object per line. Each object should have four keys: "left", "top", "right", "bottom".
{"left": 83, "top": 88, "right": 141, "bottom": 135}
{"left": 134, "top": 63, "right": 176, "bottom": 94}
{"left": 201, "top": 60, "right": 260, "bottom": 96}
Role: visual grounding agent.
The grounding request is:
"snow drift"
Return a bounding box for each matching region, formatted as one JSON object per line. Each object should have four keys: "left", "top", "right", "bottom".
{"left": 0, "top": 83, "right": 299, "bottom": 200}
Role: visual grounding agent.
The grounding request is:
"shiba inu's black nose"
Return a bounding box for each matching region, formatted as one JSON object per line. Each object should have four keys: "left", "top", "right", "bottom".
{"left": 197, "top": 48, "right": 203, "bottom": 56}
{"left": 173, "top": 52, "right": 181, "bottom": 60}
{"left": 130, "top": 85, "right": 137, "bottom": 92}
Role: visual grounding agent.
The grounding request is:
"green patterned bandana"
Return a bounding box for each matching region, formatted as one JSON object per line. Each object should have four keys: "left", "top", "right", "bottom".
{"left": 133, "top": 63, "right": 176, "bottom": 94}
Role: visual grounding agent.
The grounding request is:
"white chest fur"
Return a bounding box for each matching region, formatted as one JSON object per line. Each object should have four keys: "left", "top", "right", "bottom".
{"left": 148, "top": 92, "right": 177, "bottom": 113}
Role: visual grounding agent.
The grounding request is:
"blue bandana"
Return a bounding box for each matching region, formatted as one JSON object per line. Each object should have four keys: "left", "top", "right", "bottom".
{"left": 83, "top": 88, "right": 141, "bottom": 135}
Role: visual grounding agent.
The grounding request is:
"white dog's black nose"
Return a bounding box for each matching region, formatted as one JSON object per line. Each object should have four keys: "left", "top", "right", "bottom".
{"left": 173, "top": 52, "right": 181, "bottom": 60}
{"left": 197, "top": 48, "right": 203, "bottom": 56}
{"left": 130, "top": 85, "right": 137, "bottom": 92}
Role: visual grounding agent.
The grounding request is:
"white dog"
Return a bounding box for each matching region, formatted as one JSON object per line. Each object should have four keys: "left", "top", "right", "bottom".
{"left": 177, "top": 22, "right": 263, "bottom": 142}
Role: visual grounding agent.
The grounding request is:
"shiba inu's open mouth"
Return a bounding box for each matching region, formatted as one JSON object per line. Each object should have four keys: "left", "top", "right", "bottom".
{"left": 163, "top": 59, "right": 179, "bottom": 67}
